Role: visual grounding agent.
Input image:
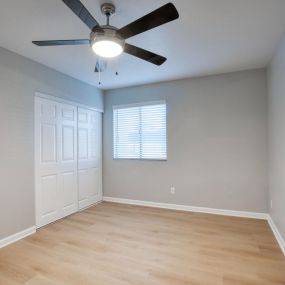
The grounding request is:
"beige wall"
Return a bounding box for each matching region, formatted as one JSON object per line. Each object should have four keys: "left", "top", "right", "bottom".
{"left": 268, "top": 32, "right": 285, "bottom": 240}
{"left": 103, "top": 69, "right": 268, "bottom": 213}
{"left": 0, "top": 47, "right": 103, "bottom": 239}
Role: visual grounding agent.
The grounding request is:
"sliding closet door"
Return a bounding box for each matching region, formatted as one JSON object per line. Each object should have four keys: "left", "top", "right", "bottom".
{"left": 59, "top": 103, "right": 78, "bottom": 217}
{"left": 35, "top": 98, "right": 59, "bottom": 227}
{"left": 35, "top": 97, "right": 78, "bottom": 227}
{"left": 78, "top": 108, "right": 102, "bottom": 209}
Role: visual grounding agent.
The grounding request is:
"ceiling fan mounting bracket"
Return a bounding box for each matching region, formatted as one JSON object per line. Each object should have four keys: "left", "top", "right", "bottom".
{"left": 101, "top": 3, "right": 116, "bottom": 17}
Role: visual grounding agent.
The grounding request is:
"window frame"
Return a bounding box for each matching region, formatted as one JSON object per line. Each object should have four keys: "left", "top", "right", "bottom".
{"left": 112, "top": 100, "right": 168, "bottom": 161}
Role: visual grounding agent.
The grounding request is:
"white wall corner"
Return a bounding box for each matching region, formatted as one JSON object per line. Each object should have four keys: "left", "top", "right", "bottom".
{"left": 267, "top": 216, "right": 285, "bottom": 256}
{"left": 0, "top": 226, "right": 36, "bottom": 249}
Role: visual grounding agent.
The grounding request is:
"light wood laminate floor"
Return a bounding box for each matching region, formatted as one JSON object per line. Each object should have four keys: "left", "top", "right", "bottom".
{"left": 0, "top": 202, "right": 285, "bottom": 285}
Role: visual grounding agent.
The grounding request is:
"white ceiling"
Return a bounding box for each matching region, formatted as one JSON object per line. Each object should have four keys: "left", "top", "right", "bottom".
{"left": 1, "top": 0, "right": 285, "bottom": 90}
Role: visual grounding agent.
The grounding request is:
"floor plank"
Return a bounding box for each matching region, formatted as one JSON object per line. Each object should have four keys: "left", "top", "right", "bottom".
{"left": 0, "top": 202, "right": 284, "bottom": 285}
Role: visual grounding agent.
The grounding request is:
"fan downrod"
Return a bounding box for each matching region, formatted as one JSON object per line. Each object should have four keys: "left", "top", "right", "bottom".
{"left": 101, "top": 3, "right": 115, "bottom": 25}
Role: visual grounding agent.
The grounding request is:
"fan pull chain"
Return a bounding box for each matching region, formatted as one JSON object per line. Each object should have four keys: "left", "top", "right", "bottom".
{"left": 113, "top": 55, "right": 119, "bottom": 76}
{"left": 98, "top": 57, "right": 102, "bottom": 85}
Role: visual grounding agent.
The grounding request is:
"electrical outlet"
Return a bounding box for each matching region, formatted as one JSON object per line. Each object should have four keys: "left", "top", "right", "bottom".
{"left": 170, "top": 186, "right": 175, "bottom": 195}
{"left": 270, "top": 200, "right": 273, "bottom": 209}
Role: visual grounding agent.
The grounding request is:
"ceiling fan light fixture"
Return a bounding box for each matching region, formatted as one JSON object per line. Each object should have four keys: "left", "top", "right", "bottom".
{"left": 33, "top": 1, "right": 179, "bottom": 66}
{"left": 91, "top": 26, "right": 125, "bottom": 58}
{"left": 92, "top": 39, "right": 123, "bottom": 58}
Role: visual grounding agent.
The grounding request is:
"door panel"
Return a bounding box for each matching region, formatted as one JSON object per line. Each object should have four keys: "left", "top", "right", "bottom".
{"left": 41, "top": 101, "right": 56, "bottom": 118}
{"left": 78, "top": 108, "right": 102, "bottom": 209}
{"left": 41, "top": 124, "right": 57, "bottom": 162}
{"left": 78, "top": 128, "right": 88, "bottom": 159}
{"left": 62, "top": 107, "right": 75, "bottom": 121}
{"left": 41, "top": 174, "right": 58, "bottom": 217}
{"left": 78, "top": 111, "right": 88, "bottom": 123}
{"left": 78, "top": 169, "right": 89, "bottom": 208}
{"left": 90, "top": 168, "right": 99, "bottom": 197}
{"left": 59, "top": 103, "right": 78, "bottom": 218}
{"left": 62, "top": 171, "right": 77, "bottom": 209}
{"left": 35, "top": 99, "right": 59, "bottom": 226}
{"left": 62, "top": 126, "right": 75, "bottom": 161}
{"left": 35, "top": 98, "right": 78, "bottom": 227}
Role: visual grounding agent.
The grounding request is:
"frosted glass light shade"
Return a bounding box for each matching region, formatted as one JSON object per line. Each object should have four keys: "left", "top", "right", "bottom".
{"left": 92, "top": 40, "right": 123, "bottom": 58}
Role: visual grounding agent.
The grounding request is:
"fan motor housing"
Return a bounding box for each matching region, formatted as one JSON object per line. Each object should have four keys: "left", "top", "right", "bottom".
{"left": 90, "top": 26, "right": 125, "bottom": 50}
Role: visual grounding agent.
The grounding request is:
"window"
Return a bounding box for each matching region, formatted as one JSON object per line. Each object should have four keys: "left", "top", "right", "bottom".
{"left": 113, "top": 102, "right": 167, "bottom": 160}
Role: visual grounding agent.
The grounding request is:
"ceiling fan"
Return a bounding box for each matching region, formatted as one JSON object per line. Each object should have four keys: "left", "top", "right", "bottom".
{"left": 32, "top": 0, "right": 179, "bottom": 72}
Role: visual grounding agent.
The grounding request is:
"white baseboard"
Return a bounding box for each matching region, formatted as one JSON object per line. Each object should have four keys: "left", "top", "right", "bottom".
{"left": 103, "top": 197, "right": 268, "bottom": 220}
{"left": 267, "top": 216, "right": 285, "bottom": 256}
{"left": 0, "top": 226, "right": 36, "bottom": 249}
{"left": 79, "top": 199, "right": 103, "bottom": 211}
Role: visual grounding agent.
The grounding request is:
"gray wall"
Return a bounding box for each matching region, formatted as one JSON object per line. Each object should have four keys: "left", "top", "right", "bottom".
{"left": 103, "top": 69, "right": 268, "bottom": 213}
{"left": 268, "top": 32, "right": 285, "bottom": 240}
{"left": 0, "top": 47, "right": 103, "bottom": 239}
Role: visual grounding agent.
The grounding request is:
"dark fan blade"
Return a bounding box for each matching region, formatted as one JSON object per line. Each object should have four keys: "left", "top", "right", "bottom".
{"left": 32, "top": 39, "right": 90, "bottom": 46}
{"left": 94, "top": 58, "right": 107, "bottom": 72}
{"left": 62, "top": 0, "right": 102, "bottom": 31}
{"left": 117, "top": 3, "right": 179, "bottom": 39}
{"left": 124, "top": 44, "right": 166, "bottom": 66}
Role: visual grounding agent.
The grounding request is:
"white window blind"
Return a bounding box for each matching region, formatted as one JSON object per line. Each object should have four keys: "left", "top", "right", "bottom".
{"left": 113, "top": 102, "right": 167, "bottom": 160}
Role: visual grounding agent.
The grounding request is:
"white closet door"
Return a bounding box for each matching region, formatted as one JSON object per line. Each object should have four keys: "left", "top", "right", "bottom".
{"left": 78, "top": 108, "right": 102, "bottom": 209}
{"left": 59, "top": 103, "right": 78, "bottom": 217}
{"left": 35, "top": 98, "right": 78, "bottom": 227}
